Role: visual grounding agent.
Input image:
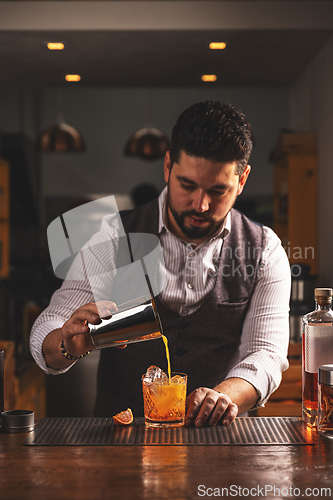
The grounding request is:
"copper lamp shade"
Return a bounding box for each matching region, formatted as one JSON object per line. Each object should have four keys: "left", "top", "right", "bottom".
{"left": 124, "top": 127, "right": 169, "bottom": 161}
{"left": 36, "top": 123, "right": 86, "bottom": 152}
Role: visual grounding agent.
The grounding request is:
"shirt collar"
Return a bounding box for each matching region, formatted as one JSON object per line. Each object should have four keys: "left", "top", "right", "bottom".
{"left": 158, "top": 186, "right": 230, "bottom": 240}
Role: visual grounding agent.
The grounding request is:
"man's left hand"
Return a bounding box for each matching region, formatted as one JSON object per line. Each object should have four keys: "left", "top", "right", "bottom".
{"left": 185, "top": 387, "right": 238, "bottom": 427}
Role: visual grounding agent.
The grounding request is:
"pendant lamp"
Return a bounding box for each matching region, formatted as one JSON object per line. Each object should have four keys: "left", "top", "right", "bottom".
{"left": 36, "top": 122, "right": 86, "bottom": 152}
{"left": 124, "top": 127, "right": 169, "bottom": 161}
{"left": 36, "top": 90, "right": 86, "bottom": 152}
{"left": 124, "top": 91, "right": 169, "bottom": 161}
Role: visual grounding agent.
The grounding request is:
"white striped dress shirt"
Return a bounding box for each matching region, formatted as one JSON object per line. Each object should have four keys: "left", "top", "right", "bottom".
{"left": 30, "top": 187, "right": 291, "bottom": 408}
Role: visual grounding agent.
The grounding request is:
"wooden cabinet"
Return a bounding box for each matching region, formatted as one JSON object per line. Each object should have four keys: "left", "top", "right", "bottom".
{"left": 273, "top": 152, "right": 318, "bottom": 274}
{"left": 0, "top": 158, "right": 10, "bottom": 220}
{"left": 262, "top": 132, "right": 318, "bottom": 416}
{"left": 0, "top": 341, "right": 18, "bottom": 411}
{"left": 0, "top": 341, "right": 46, "bottom": 421}
{"left": 253, "top": 343, "right": 302, "bottom": 417}
{"left": 16, "top": 363, "right": 46, "bottom": 421}
{"left": 0, "top": 158, "right": 10, "bottom": 278}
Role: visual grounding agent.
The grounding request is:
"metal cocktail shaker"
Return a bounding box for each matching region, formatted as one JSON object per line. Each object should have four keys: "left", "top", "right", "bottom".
{"left": 89, "top": 295, "right": 163, "bottom": 349}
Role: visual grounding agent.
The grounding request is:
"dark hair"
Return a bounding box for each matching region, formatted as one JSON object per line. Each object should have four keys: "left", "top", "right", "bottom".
{"left": 169, "top": 101, "right": 253, "bottom": 175}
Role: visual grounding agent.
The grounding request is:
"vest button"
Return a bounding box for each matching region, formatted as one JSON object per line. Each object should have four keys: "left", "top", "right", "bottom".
{"left": 178, "top": 321, "right": 187, "bottom": 330}
{"left": 176, "top": 348, "right": 187, "bottom": 356}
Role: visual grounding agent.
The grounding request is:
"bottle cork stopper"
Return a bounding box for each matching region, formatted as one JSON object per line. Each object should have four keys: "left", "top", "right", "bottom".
{"left": 314, "top": 288, "right": 333, "bottom": 297}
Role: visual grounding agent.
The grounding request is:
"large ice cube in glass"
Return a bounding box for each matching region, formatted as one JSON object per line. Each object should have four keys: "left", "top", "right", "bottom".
{"left": 143, "top": 365, "right": 167, "bottom": 384}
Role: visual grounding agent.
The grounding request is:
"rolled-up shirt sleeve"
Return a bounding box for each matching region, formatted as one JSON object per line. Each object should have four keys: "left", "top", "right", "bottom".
{"left": 224, "top": 226, "right": 291, "bottom": 408}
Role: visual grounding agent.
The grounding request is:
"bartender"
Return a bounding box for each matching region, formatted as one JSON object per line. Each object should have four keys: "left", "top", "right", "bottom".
{"left": 30, "top": 101, "right": 291, "bottom": 427}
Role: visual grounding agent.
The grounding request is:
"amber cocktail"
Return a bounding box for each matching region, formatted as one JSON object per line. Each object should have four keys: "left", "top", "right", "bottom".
{"left": 142, "top": 370, "right": 187, "bottom": 428}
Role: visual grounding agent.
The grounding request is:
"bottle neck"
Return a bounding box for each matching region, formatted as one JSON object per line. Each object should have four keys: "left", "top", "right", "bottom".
{"left": 315, "top": 298, "right": 332, "bottom": 310}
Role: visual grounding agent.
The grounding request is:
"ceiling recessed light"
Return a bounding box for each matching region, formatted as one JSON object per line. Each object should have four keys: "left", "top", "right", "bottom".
{"left": 47, "top": 42, "right": 65, "bottom": 51}
{"left": 65, "top": 74, "right": 81, "bottom": 82}
{"left": 201, "top": 74, "right": 217, "bottom": 82}
{"left": 209, "top": 42, "right": 227, "bottom": 50}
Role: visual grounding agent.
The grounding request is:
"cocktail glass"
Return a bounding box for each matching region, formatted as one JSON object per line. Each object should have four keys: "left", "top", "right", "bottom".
{"left": 142, "top": 372, "right": 187, "bottom": 428}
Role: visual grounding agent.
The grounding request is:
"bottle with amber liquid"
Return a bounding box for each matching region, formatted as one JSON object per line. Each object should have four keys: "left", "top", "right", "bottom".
{"left": 302, "top": 288, "right": 333, "bottom": 427}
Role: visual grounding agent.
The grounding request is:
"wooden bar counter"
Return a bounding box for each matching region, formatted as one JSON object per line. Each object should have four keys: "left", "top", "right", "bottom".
{"left": 0, "top": 422, "right": 332, "bottom": 500}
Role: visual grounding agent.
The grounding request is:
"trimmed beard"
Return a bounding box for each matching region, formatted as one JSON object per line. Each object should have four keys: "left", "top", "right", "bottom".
{"left": 166, "top": 190, "right": 226, "bottom": 240}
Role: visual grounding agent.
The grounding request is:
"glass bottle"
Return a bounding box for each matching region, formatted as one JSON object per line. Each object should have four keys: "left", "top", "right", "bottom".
{"left": 318, "top": 364, "right": 333, "bottom": 439}
{"left": 302, "top": 288, "right": 333, "bottom": 427}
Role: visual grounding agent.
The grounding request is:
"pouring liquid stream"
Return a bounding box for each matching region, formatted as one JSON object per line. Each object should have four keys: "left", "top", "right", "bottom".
{"left": 161, "top": 334, "right": 171, "bottom": 379}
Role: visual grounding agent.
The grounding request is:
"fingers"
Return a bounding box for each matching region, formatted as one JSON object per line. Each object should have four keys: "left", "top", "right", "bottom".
{"left": 65, "top": 301, "right": 117, "bottom": 332}
{"left": 185, "top": 388, "right": 206, "bottom": 426}
{"left": 62, "top": 310, "right": 100, "bottom": 341}
{"left": 208, "top": 396, "right": 238, "bottom": 426}
{"left": 94, "top": 300, "right": 118, "bottom": 319}
{"left": 185, "top": 388, "right": 238, "bottom": 428}
{"left": 78, "top": 301, "right": 118, "bottom": 319}
{"left": 60, "top": 301, "right": 118, "bottom": 358}
{"left": 62, "top": 301, "right": 118, "bottom": 346}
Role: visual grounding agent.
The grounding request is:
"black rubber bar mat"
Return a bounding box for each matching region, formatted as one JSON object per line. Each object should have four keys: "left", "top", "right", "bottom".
{"left": 24, "top": 417, "right": 314, "bottom": 446}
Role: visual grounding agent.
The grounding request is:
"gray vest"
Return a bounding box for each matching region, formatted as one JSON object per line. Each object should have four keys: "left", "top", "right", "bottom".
{"left": 94, "top": 199, "right": 263, "bottom": 417}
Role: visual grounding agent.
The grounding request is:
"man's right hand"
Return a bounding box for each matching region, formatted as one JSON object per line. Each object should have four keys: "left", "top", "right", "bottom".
{"left": 42, "top": 300, "right": 118, "bottom": 370}
{"left": 61, "top": 300, "right": 118, "bottom": 357}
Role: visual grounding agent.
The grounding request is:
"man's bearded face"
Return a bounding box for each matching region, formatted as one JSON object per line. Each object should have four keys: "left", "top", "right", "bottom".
{"left": 166, "top": 191, "right": 226, "bottom": 240}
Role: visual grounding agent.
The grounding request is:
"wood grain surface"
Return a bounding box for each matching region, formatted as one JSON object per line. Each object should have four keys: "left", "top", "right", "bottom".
{"left": 0, "top": 423, "right": 332, "bottom": 500}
